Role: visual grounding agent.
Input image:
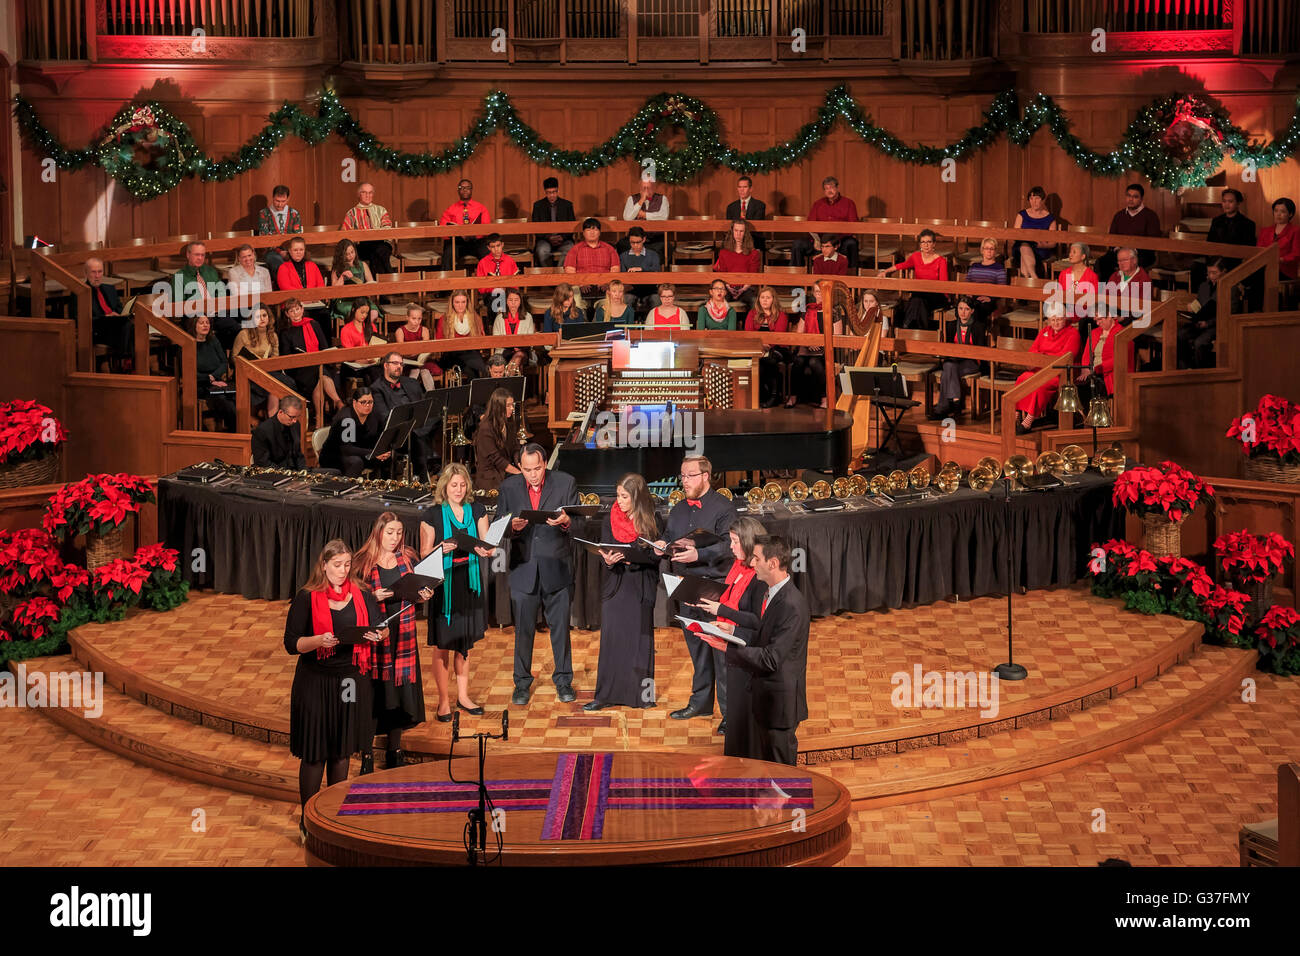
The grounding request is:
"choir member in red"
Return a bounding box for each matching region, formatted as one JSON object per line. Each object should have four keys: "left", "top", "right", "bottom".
{"left": 1059, "top": 242, "right": 1099, "bottom": 325}
{"left": 1077, "top": 311, "right": 1131, "bottom": 407}
{"left": 1258, "top": 197, "right": 1300, "bottom": 280}
{"left": 744, "top": 286, "right": 790, "bottom": 407}
{"left": 881, "top": 229, "right": 949, "bottom": 329}
{"left": 277, "top": 297, "right": 342, "bottom": 423}
{"left": 811, "top": 236, "right": 850, "bottom": 276}
{"left": 714, "top": 219, "right": 762, "bottom": 309}
{"left": 1014, "top": 303, "right": 1082, "bottom": 433}
{"left": 475, "top": 233, "right": 521, "bottom": 296}
{"left": 275, "top": 236, "right": 326, "bottom": 292}
{"left": 646, "top": 284, "right": 691, "bottom": 329}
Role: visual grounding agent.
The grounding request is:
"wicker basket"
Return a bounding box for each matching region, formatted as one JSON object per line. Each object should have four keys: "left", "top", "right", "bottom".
{"left": 1142, "top": 513, "right": 1184, "bottom": 559}
{"left": 0, "top": 449, "right": 61, "bottom": 490}
{"left": 86, "top": 516, "right": 134, "bottom": 570}
{"left": 1236, "top": 576, "right": 1275, "bottom": 628}
{"left": 1245, "top": 457, "right": 1300, "bottom": 484}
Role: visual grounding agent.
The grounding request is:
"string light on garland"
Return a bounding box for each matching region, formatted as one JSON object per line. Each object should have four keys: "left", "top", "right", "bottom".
{"left": 13, "top": 85, "right": 1300, "bottom": 201}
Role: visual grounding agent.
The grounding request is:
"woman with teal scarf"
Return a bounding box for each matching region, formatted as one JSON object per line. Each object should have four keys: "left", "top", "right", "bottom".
{"left": 418, "top": 463, "right": 496, "bottom": 722}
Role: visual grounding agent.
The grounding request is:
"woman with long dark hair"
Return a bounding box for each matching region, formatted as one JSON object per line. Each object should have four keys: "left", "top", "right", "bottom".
{"left": 283, "top": 539, "right": 386, "bottom": 841}
{"left": 319, "top": 386, "right": 392, "bottom": 476}
{"left": 353, "top": 513, "right": 433, "bottom": 770}
{"left": 187, "top": 313, "right": 236, "bottom": 431}
{"left": 473, "top": 387, "right": 522, "bottom": 491}
{"left": 278, "top": 297, "right": 342, "bottom": 426}
{"left": 586, "top": 473, "right": 661, "bottom": 711}
{"left": 329, "top": 238, "right": 375, "bottom": 325}
{"left": 744, "top": 285, "right": 790, "bottom": 407}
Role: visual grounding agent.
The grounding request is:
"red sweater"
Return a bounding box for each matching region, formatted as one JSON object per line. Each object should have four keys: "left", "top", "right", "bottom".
{"left": 715, "top": 248, "right": 762, "bottom": 274}
{"left": 809, "top": 195, "right": 859, "bottom": 223}
{"left": 1258, "top": 221, "right": 1300, "bottom": 279}
{"left": 898, "top": 252, "right": 949, "bottom": 282}
{"left": 744, "top": 309, "right": 789, "bottom": 332}
{"left": 812, "top": 254, "right": 849, "bottom": 276}
{"left": 276, "top": 259, "right": 325, "bottom": 290}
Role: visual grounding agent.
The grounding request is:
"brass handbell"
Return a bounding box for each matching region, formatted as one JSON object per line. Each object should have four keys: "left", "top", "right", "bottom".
{"left": 887, "top": 470, "right": 909, "bottom": 493}
{"left": 908, "top": 463, "right": 931, "bottom": 489}
{"left": 1059, "top": 444, "right": 1089, "bottom": 475}
{"left": 868, "top": 474, "right": 889, "bottom": 496}
{"left": 745, "top": 486, "right": 766, "bottom": 506}
{"left": 763, "top": 481, "right": 783, "bottom": 502}
{"left": 810, "top": 480, "right": 831, "bottom": 499}
{"left": 976, "top": 455, "right": 1001, "bottom": 476}
{"left": 934, "top": 469, "right": 961, "bottom": 494}
{"left": 1094, "top": 443, "right": 1127, "bottom": 477}
{"left": 788, "top": 480, "right": 810, "bottom": 501}
{"left": 968, "top": 465, "right": 997, "bottom": 491}
{"left": 716, "top": 487, "right": 734, "bottom": 501}
{"left": 1035, "top": 450, "right": 1066, "bottom": 477}
{"left": 580, "top": 491, "right": 599, "bottom": 506}
{"left": 1004, "top": 454, "right": 1034, "bottom": 482}
{"left": 848, "top": 474, "right": 868, "bottom": 497}
{"left": 668, "top": 489, "right": 686, "bottom": 506}
{"left": 832, "top": 477, "right": 850, "bottom": 499}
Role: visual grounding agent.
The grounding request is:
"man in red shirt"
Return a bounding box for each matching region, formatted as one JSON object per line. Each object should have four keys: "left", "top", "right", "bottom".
{"left": 564, "top": 217, "right": 621, "bottom": 302}
{"left": 811, "top": 236, "right": 849, "bottom": 276}
{"left": 474, "top": 234, "right": 520, "bottom": 300}
{"left": 793, "top": 176, "right": 859, "bottom": 271}
{"left": 440, "top": 179, "right": 492, "bottom": 269}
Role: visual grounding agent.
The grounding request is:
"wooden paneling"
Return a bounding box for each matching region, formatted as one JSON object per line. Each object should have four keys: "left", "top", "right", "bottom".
{"left": 0, "top": 318, "right": 74, "bottom": 415}
{"left": 60, "top": 373, "right": 175, "bottom": 478}
{"left": 1133, "top": 374, "right": 1241, "bottom": 478}
{"left": 162, "top": 432, "right": 253, "bottom": 472}
{"left": 0, "top": 484, "right": 64, "bottom": 533}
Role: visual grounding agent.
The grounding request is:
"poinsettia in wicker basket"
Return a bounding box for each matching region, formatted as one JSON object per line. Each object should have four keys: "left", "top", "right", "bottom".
{"left": 1226, "top": 394, "right": 1300, "bottom": 483}
{"left": 1214, "top": 530, "right": 1295, "bottom": 627}
{"left": 1111, "top": 461, "right": 1214, "bottom": 558}
{"left": 0, "top": 400, "right": 67, "bottom": 488}
{"left": 1254, "top": 606, "right": 1300, "bottom": 675}
{"left": 41, "top": 473, "right": 156, "bottom": 569}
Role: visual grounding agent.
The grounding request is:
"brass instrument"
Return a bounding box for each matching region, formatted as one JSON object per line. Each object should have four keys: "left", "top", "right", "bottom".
{"left": 887, "top": 470, "right": 909, "bottom": 493}
{"left": 668, "top": 489, "right": 686, "bottom": 506}
{"left": 1035, "top": 450, "right": 1066, "bottom": 477}
{"left": 832, "top": 477, "right": 850, "bottom": 499}
{"left": 745, "top": 486, "right": 766, "bottom": 507}
{"left": 976, "top": 455, "right": 1001, "bottom": 476}
{"left": 848, "top": 474, "right": 868, "bottom": 497}
{"left": 763, "top": 481, "right": 783, "bottom": 502}
{"left": 1004, "top": 454, "right": 1034, "bottom": 483}
{"left": 788, "top": 480, "right": 810, "bottom": 501}
{"left": 810, "top": 480, "right": 831, "bottom": 499}
{"left": 1059, "top": 444, "right": 1089, "bottom": 476}
{"left": 1094, "top": 443, "right": 1127, "bottom": 477}
{"left": 580, "top": 492, "right": 600, "bottom": 506}
{"left": 968, "top": 465, "right": 997, "bottom": 491}
{"left": 908, "top": 463, "right": 931, "bottom": 489}
{"left": 716, "top": 487, "right": 733, "bottom": 501}
{"left": 868, "top": 474, "right": 889, "bottom": 496}
{"left": 934, "top": 469, "right": 961, "bottom": 494}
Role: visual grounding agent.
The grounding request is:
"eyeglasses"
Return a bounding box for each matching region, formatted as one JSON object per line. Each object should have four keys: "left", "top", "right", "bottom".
{"left": 355, "top": 398, "right": 374, "bottom": 405}
{"left": 384, "top": 360, "right": 403, "bottom": 366}
{"left": 679, "top": 471, "right": 703, "bottom": 479}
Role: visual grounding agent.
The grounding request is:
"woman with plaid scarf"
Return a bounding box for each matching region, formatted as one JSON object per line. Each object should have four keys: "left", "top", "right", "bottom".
{"left": 354, "top": 514, "right": 434, "bottom": 771}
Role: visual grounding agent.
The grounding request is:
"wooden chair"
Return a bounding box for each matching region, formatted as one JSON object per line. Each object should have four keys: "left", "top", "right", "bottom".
{"left": 1175, "top": 186, "right": 1220, "bottom": 236}
{"left": 889, "top": 327, "right": 941, "bottom": 414}
{"left": 670, "top": 215, "right": 716, "bottom": 265}
{"left": 974, "top": 335, "right": 1034, "bottom": 433}
{"left": 910, "top": 218, "right": 958, "bottom": 257}
{"left": 107, "top": 237, "right": 168, "bottom": 296}
{"left": 1149, "top": 229, "right": 1197, "bottom": 293}
{"left": 1003, "top": 276, "right": 1047, "bottom": 338}
{"left": 669, "top": 263, "right": 713, "bottom": 312}
{"left": 766, "top": 215, "right": 805, "bottom": 264}
{"left": 157, "top": 234, "right": 202, "bottom": 274}
{"left": 861, "top": 217, "right": 903, "bottom": 268}
{"left": 393, "top": 221, "right": 443, "bottom": 275}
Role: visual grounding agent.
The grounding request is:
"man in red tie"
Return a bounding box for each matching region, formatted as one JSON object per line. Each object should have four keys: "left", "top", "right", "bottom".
{"left": 652, "top": 454, "right": 737, "bottom": 725}
{"left": 474, "top": 234, "right": 521, "bottom": 298}
{"left": 85, "top": 257, "right": 133, "bottom": 371}
{"left": 724, "top": 176, "right": 767, "bottom": 253}
{"left": 440, "top": 179, "right": 492, "bottom": 270}
{"left": 169, "top": 241, "right": 239, "bottom": 350}
{"left": 697, "top": 535, "right": 809, "bottom": 765}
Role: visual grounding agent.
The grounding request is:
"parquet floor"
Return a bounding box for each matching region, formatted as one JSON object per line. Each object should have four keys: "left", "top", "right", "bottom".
{"left": 70, "top": 587, "right": 1197, "bottom": 753}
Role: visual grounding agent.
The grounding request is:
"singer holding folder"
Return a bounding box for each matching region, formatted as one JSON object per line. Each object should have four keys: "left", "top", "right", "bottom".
{"left": 354, "top": 513, "right": 434, "bottom": 770}
{"left": 586, "top": 474, "right": 661, "bottom": 711}
{"left": 419, "top": 464, "right": 496, "bottom": 721}
{"left": 282, "top": 540, "right": 387, "bottom": 841}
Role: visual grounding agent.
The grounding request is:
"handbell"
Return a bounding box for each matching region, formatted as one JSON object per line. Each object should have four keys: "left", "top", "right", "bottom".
{"left": 908, "top": 463, "right": 931, "bottom": 489}
{"left": 763, "top": 481, "right": 783, "bottom": 502}
{"left": 887, "top": 470, "right": 909, "bottom": 492}
{"left": 976, "top": 455, "right": 1001, "bottom": 476}
{"left": 580, "top": 492, "right": 599, "bottom": 506}
{"left": 1094, "top": 444, "right": 1127, "bottom": 477}
{"left": 1060, "top": 444, "right": 1089, "bottom": 475}
{"left": 716, "top": 487, "right": 733, "bottom": 501}
{"left": 1035, "top": 450, "right": 1066, "bottom": 477}
{"left": 968, "top": 465, "right": 996, "bottom": 491}
{"left": 745, "top": 486, "right": 766, "bottom": 506}
{"left": 668, "top": 489, "right": 686, "bottom": 506}
{"left": 810, "top": 480, "right": 831, "bottom": 499}
{"left": 868, "top": 474, "right": 889, "bottom": 496}
{"left": 1005, "top": 454, "right": 1034, "bottom": 481}
{"left": 832, "top": 477, "right": 850, "bottom": 499}
{"left": 848, "top": 474, "right": 868, "bottom": 497}
{"left": 934, "top": 470, "right": 960, "bottom": 494}
{"left": 788, "top": 480, "right": 810, "bottom": 501}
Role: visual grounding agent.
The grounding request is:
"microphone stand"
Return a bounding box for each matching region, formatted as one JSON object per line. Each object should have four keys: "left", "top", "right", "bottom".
{"left": 994, "top": 475, "right": 1028, "bottom": 681}
{"left": 450, "top": 709, "right": 508, "bottom": 866}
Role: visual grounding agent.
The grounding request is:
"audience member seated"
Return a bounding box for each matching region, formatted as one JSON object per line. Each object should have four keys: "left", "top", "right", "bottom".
{"left": 1011, "top": 186, "right": 1060, "bottom": 278}
{"left": 328, "top": 239, "right": 374, "bottom": 326}
{"left": 530, "top": 177, "right": 576, "bottom": 267}
{"left": 621, "top": 175, "right": 669, "bottom": 261}
{"left": 745, "top": 285, "right": 790, "bottom": 407}
{"left": 881, "top": 228, "right": 949, "bottom": 329}
{"left": 698, "top": 279, "right": 738, "bottom": 330}
{"left": 226, "top": 244, "right": 273, "bottom": 309}
{"left": 232, "top": 304, "right": 292, "bottom": 417}
{"left": 965, "top": 237, "right": 1009, "bottom": 325}
{"left": 810, "top": 235, "right": 849, "bottom": 276}
{"left": 171, "top": 241, "right": 239, "bottom": 349}
{"left": 276, "top": 236, "right": 327, "bottom": 295}
{"left": 188, "top": 313, "right": 236, "bottom": 432}
{"left": 789, "top": 283, "right": 844, "bottom": 409}
{"left": 475, "top": 233, "right": 521, "bottom": 298}
{"left": 542, "top": 283, "right": 584, "bottom": 333}
{"left": 1058, "top": 241, "right": 1099, "bottom": 325}
{"left": 1203, "top": 188, "right": 1257, "bottom": 304}
{"left": 394, "top": 302, "right": 440, "bottom": 391}
{"left": 252, "top": 394, "right": 307, "bottom": 468}
{"left": 473, "top": 387, "right": 523, "bottom": 492}
{"left": 858, "top": 290, "right": 883, "bottom": 334}
{"left": 1179, "top": 258, "right": 1226, "bottom": 370}
{"left": 340, "top": 182, "right": 395, "bottom": 276}
{"left": 618, "top": 225, "right": 659, "bottom": 310}
{"left": 1077, "top": 311, "right": 1130, "bottom": 409}
{"left": 339, "top": 299, "right": 381, "bottom": 349}
{"left": 440, "top": 178, "right": 491, "bottom": 265}
{"left": 1095, "top": 183, "right": 1162, "bottom": 279}
{"left": 1013, "top": 302, "right": 1081, "bottom": 433}
{"left": 715, "top": 219, "right": 762, "bottom": 308}
{"left": 84, "top": 257, "right": 132, "bottom": 370}
{"left": 564, "top": 219, "right": 620, "bottom": 306}
{"left": 792, "top": 176, "right": 859, "bottom": 270}
{"left": 930, "top": 297, "right": 987, "bottom": 421}
{"left": 277, "top": 297, "right": 341, "bottom": 426}
{"left": 645, "top": 284, "right": 690, "bottom": 330}
{"left": 1257, "top": 196, "right": 1300, "bottom": 281}
{"left": 319, "top": 387, "right": 390, "bottom": 477}
{"left": 493, "top": 288, "right": 538, "bottom": 365}
{"left": 256, "top": 184, "right": 302, "bottom": 279}
{"left": 434, "top": 290, "right": 488, "bottom": 379}
{"left": 594, "top": 279, "right": 634, "bottom": 325}
{"left": 370, "top": 351, "right": 436, "bottom": 480}
{"left": 1102, "top": 247, "right": 1152, "bottom": 326}
{"left": 724, "top": 175, "right": 767, "bottom": 251}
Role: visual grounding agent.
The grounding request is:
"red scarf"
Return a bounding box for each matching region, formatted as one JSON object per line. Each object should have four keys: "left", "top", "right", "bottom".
{"left": 610, "top": 504, "right": 639, "bottom": 543}
{"left": 717, "top": 560, "right": 755, "bottom": 628}
{"left": 505, "top": 312, "right": 520, "bottom": 335}
{"left": 293, "top": 316, "right": 319, "bottom": 352}
{"left": 366, "top": 555, "right": 417, "bottom": 686}
{"left": 310, "top": 582, "right": 374, "bottom": 675}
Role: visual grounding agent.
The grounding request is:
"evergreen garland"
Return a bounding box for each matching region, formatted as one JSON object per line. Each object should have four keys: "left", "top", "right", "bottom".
{"left": 13, "top": 85, "right": 1300, "bottom": 201}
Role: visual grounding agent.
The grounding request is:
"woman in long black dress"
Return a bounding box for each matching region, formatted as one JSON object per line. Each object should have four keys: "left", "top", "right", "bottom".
{"left": 419, "top": 463, "right": 496, "bottom": 721}
{"left": 283, "top": 539, "right": 387, "bottom": 841}
{"left": 585, "top": 473, "right": 661, "bottom": 711}
{"left": 354, "top": 513, "right": 435, "bottom": 770}
{"left": 687, "top": 516, "right": 767, "bottom": 752}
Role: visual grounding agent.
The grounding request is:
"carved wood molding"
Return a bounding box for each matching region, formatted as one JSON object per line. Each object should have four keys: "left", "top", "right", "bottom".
{"left": 95, "top": 34, "right": 326, "bottom": 64}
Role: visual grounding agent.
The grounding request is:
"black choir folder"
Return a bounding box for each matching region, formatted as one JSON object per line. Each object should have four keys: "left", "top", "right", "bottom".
{"left": 449, "top": 512, "right": 512, "bottom": 553}
{"left": 334, "top": 605, "right": 406, "bottom": 645}
{"left": 573, "top": 537, "right": 659, "bottom": 564}
{"left": 662, "top": 572, "right": 726, "bottom": 605}
{"left": 673, "top": 528, "right": 723, "bottom": 548}
{"left": 517, "top": 505, "right": 602, "bottom": 522}
{"left": 385, "top": 551, "right": 446, "bottom": 604}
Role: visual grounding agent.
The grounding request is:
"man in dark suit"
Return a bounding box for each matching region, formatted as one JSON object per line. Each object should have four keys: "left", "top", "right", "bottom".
{"left": 84, "top": 257, "right": 133, "bottom": 369}
{"left": 369, "top": 352, "right": 436, "bottom": 480}
{"left": 699, "top": 535, "right": 809, "bottom": 765}
{"left": 251, "top": 395, "right": 306, "bottom": 469}
{"left": 499, "top": 443, "right": 581, "bottom": 706}
{"left": 530, "top": 177, "right": 577, "bottom": 267}
{"left": 724, "top": 176, "right": 767, "bottom": 252}
{"left": 652, "top": 454, "right": 736, "bottom": 728}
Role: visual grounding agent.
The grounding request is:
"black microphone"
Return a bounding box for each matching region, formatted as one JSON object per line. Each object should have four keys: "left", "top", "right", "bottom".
{"left": 502, "top": 709, "right": 509, "bottom": 742}
{"left": 451, "top": 711, "right": 460, "bottom": 743}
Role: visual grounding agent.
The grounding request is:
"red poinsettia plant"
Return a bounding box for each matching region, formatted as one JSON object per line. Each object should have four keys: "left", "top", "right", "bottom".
{"left": 0, "top": 400, "right": 67, "bottom": 467}
{"left": 1199, "top": 585, "right": 1252, "bottom": 646}
{"left": 1226, "top": 394, "right": 1300, "bottom": 464}
{"left": 1254, "top": 605, "right": 1300, "bottom": 675}
{"left": 42, "top": 473, "right": 155, "bottom": 541}
{"left": 1111, "top": 461, "right": 1214, "bottom": 523}
{"left": 1214, "top": 530, "right": 1295, "bottom": 584}
{"left": 9, "top": 597, "right": 61, "bottom": 642}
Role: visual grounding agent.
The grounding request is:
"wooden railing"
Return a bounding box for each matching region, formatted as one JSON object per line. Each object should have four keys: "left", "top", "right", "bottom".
{"left": 1217, "top": 244, "right": 1279, "bottom": 369}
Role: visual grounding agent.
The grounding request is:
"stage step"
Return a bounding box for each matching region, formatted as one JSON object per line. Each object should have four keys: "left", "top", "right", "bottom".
{"left": 10, "top": 656, "right": 303, "bottom": 803}
{"left": 808, "top": 644, "right": 1257, "bottom": 807}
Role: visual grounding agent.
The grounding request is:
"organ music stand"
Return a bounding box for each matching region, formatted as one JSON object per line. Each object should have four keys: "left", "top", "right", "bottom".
{"left": 838, "top": 366, "right": 915, "bottom": 456}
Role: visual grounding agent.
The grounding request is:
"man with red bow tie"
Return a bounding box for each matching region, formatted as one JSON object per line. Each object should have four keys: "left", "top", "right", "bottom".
{"left": 474, "top": 234, "right": 520, "bottom": 298}
{"left": 652, "top": 454, "right": 736, "bottom": 724}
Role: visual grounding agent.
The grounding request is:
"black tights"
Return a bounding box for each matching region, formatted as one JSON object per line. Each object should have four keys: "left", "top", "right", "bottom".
{"left": 298, "top": 756, "right": 349, "bottom": 809}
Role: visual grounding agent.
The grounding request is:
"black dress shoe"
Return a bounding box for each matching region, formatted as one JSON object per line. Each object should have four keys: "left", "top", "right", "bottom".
{"left": 556, "top": 684, "right": 577, "bottom": 704}
{"left": 716, "top": 721, "right": 727, "bottom": 736}
{"left": 457, "top": 701, "right": 485, "bottom": 716}
{"left": 360, "top": 753, "right": 374, "bottom": 775}
{"left": 671, "top": 705, "right": 709, "bottom": 720}
{"left": 583, "top": 700, "right": 608, "bottom": 712}
{"left": 511, "top": 688, "right": 530, "bottom": 707}
{"left": 386, "top": 749, "right": 405, "bottom": 768}
{"left": 928, "top": 402, "right": 952, "bottom": 421}
{"left": 435, "top": 708, "right": 453, "bottom": 723}
{"left": 1015, "top": 419, "right": 1032, "bottom": 435}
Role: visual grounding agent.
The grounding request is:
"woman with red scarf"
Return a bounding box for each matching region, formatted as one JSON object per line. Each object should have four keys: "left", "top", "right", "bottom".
{"left": 1014, "top": 304, "right": 1081, "bottom": 433}
{"left": 278, "top": 297, "right": 341, "bottom": 426}
{"left": 685, "top": 516, "right": 767, "bottom": 748}
{"left": 586, "top": 473, "right": 662, "bottom": 711}
{"left": 353, "top": 513, "right": 434, "bottom": 771}
{"left": 283, "top": 539, "right": 387, "bottom": 841}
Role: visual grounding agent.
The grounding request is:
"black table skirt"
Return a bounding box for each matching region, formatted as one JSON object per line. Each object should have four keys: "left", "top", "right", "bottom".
{"left": 159, "top": 473, "right": 1120, "bottom": 629}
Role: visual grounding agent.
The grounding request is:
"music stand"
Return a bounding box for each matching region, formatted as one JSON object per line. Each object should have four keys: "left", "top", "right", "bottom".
{"left": 839, "top": 366, "right": 916, "bottom": 456}
{"left": 435, "top": 384, "right": 472, "bottom": 466}
{"left": 401, "top": 396, "right": 441, "bottom": 482}
{"left": 560, "top": 321, "right": 616, "bottom": 341}
{"left": 468, "top": 375, "right": 524, "bottom": 407}
{"left": 371, "top": 402, "right": 415, "bottom": 478}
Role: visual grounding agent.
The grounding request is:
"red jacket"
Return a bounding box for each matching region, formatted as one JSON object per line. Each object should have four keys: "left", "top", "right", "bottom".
{"left": 1258, "top": 221, "right": 1300, "bottom": 279}
{"left": 276, "top": 259, "right": 325, "bottom": 290}
{"left": 1086, "top": 324, "right": 1133, "bottom": 395}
